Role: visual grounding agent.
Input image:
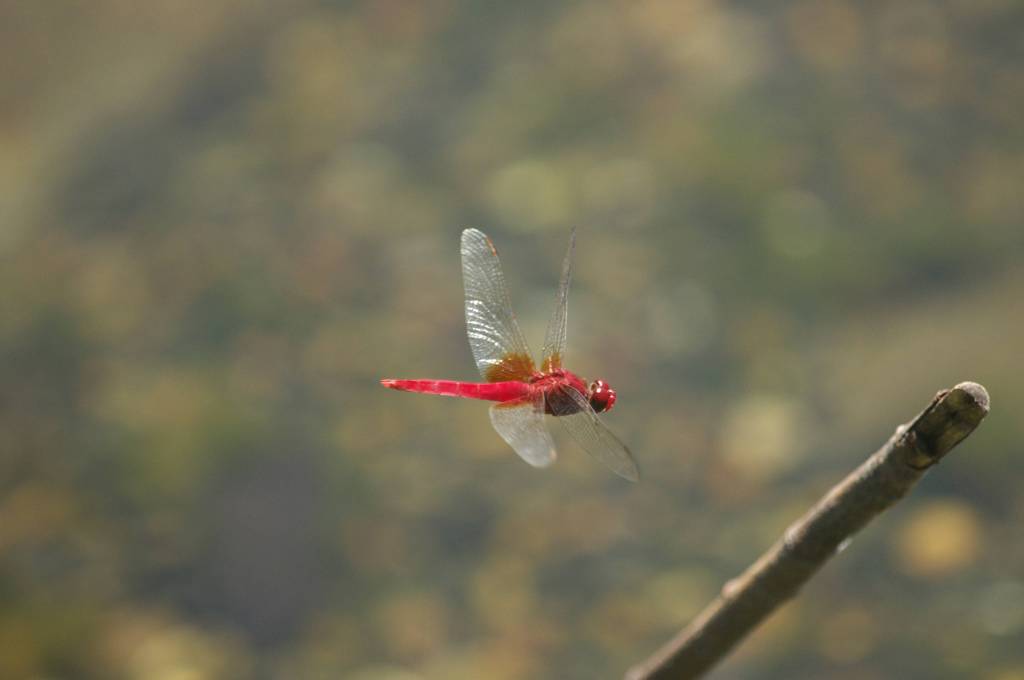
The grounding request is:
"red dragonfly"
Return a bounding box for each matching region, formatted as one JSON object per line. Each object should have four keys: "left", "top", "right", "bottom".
{"left": 381, "top": 228, "right": 639, "bottom": 481}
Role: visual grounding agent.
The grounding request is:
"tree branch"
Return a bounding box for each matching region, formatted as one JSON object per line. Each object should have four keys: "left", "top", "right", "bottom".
{"left": 626, "top": 381, "right": 990, "bottom": 680}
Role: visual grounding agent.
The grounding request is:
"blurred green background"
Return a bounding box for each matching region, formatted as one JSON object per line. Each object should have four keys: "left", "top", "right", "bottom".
{"left": 2, "top": 2, "right": 1023, "bottom": 678}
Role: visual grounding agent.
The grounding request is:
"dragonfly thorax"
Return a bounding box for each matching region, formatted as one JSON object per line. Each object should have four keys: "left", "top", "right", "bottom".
{"left": 531, "top": 368, "right": 586, "bottom": 393}
{"left": 532, "top": 369, "right": 616, "bottom": 414}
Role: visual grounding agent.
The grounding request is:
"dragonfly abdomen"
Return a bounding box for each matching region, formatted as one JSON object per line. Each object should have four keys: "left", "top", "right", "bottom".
{"left": 381, "top": 379, "right": 530, "bottom": 402}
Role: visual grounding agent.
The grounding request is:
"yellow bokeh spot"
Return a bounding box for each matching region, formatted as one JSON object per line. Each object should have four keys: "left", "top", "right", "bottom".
{"left": 486, "top": 159, "right": 573, "bottom": 231}
{"left": 719, "top": 395, "right": 806, "bottom": 482}
{"left": 894, "top": 500, "right": 981, "bottom": 578}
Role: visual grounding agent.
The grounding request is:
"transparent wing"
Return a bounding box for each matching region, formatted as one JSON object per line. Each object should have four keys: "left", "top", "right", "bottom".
{"left": 540, "top": 228, "right": 575, "bottom": 372}
{"left": 461, "top": 229, "right": 536, "bottom": 382}
{"left": 489, "top": 395, "right": 557, "bottom": 468}
{"left": 547, "top": 386, "right": 639, "bottom": 482}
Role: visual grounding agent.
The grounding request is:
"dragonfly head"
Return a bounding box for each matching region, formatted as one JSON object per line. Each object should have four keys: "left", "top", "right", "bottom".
{"left": 588, "top": 379, "right": 617, "bottom": 413}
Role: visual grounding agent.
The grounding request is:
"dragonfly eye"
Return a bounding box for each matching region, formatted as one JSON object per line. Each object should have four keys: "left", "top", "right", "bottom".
{"left": 589, "top": 379, "right": 616, "bottom": 413}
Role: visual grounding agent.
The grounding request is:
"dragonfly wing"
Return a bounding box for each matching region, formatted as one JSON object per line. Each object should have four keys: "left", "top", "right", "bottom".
{"left": 547, "top": 385, "right": 639, "bottom": 482}
{"left": 461, "top": 229, "right": 536, "bottom": 382}
{"left": 540, "top": 228, "right": 575, "bottom": 372}
{"left": 489, "top": 395, "right": 557, "bottom": 468}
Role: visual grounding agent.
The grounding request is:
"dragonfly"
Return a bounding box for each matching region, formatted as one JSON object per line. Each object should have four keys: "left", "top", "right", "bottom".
{"left": 381, "top": 228, "right": 639, "bottom": 481}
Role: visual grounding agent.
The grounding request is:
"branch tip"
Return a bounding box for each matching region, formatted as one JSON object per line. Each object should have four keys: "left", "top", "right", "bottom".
{"left": 952, "top": 381, "right": 990, "bottom": 414}
{"left": 908, "top": 382, "right": 989, "bottom": 467}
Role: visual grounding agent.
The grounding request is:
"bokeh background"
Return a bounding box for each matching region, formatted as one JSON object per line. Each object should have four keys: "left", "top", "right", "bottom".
{"left": 2, "top": 2, "right": 1023, "bottom": 678}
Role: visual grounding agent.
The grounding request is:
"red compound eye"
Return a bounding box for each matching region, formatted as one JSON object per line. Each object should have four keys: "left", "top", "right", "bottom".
{"left": 589, "top": 379, "right": 617, "bottom": 413}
